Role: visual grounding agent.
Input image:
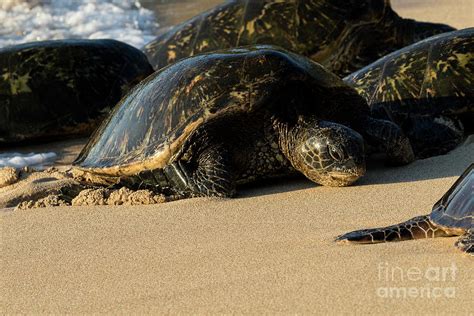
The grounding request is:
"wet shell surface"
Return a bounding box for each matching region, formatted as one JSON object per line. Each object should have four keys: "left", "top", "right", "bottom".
{"left": 143, "top": 0, "right": 454, "bottom": 76}
{"left": 0, "top": 39, "right": 154, "bottom": 143}
{"left": 74, "top": 46, "right": 367, "bottom": 178}
{"left": 344, "top": 28, "right": 474, "bottom": 119}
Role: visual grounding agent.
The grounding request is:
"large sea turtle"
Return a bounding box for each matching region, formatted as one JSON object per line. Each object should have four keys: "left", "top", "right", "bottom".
{"left": 72, "top": 46, "right": 414, "bottom": 199}
{"left": 0, "top": 39, "right": 154, "bottom": 144}
{"left": 336, "top": 163, "right": 473, "bottom": 255}
{"left": 143, "top": 0, "right": 454, "bottom": 76}
{"left": 344, "top": 28, "right": 474, "bottom": 158}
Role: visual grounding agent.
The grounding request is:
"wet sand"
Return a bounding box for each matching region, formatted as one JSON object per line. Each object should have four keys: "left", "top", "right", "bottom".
{"left": 1, "top": 0, "right": 473, "bottom": 313}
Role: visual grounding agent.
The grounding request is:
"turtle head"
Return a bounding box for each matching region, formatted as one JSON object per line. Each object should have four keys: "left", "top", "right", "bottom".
{"left": 284, "top": 121, "right": 366, "bottom": 187}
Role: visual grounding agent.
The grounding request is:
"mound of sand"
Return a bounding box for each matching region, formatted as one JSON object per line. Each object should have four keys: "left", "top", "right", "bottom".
{"left": 0, "top": 167, "right": 167, "bottom": 210}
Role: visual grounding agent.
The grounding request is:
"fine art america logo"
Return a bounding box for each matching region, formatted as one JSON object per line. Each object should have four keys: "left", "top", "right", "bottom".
{"left": 376, "top": 262, "right": 457, "bottom": 299}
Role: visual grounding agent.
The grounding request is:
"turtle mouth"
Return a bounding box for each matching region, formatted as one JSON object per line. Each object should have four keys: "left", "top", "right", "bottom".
{"left": 326, "top": 166, "right": 366, "bottom": 186}
{"left": 305, "top": 168, "right": 365, "bottom": 187}
{"left": 329, "top": 172, "right": 360, "bottom": 181}
{"left": 328, "top": 173, "right": 360, "bottom": 185}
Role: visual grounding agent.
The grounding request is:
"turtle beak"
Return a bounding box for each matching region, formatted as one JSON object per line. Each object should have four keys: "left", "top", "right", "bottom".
{"left": 328, "top": 163, "right": 366, "bottom": 186}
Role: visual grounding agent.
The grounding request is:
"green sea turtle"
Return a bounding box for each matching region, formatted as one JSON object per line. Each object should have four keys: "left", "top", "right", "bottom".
{"left": 336, "top": 163, "right": 474, "bottom": 255}
{"left": 0, "top": 39, "right": 154, "bottom": 144}
{"left": 143, "top": 0, "right": 454, "bottom": 76}
{"left": 344, "top": 28, "right": 474, "bottom": 158}
{"left": 72, "top": 46, "right": 414, "bottom": 199}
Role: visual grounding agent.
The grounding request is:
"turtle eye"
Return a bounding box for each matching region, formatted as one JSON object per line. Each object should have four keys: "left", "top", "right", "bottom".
{"left": 328, "top": 145, "right": 345, "bottom": 162}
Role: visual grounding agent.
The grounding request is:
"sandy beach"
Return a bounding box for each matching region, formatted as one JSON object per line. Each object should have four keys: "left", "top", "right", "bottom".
{"left": 1, "top": 0, "right": 473, "bottom": 313}
{"left": 2, "top": 140, "right": 473, "bottom": 313}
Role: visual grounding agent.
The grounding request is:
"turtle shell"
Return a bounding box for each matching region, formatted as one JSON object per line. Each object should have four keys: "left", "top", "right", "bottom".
{"left": 143, "top": 0, "right": 454, "bottom": 76}
{"left": 344, "top": 28, "right": 474, "bottom": 121}
{"left": 74, "top": 46, "right": 368, "bottom": 177}
{"left": 430, "top": 164, "right": 473, "bottom": 232}
{"left": 0, "top": 39, "right": 153, "bottom": 144}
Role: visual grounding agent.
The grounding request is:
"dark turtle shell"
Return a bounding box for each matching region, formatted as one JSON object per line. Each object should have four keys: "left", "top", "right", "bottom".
{"left": 74, "top": 46, "right": 368, "bottom": 176}
{"left": 430, "top": 164, "right": 473, "bottom": 232}
{"left": 344, "top": 28, "right": 474, "bottom": 121}
{"left": 0, "top": 39, "right": 154, "bottom": 144}
{"left": 143, "top": 0, "right": 454, "bottom": 76}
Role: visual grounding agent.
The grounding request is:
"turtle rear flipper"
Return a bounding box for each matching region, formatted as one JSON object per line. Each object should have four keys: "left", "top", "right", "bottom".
{"left": 335, "top": 215, "right": 454, "bottom": 244}
{"left": 455, "top": 230, "right": 473, "bottom": 256}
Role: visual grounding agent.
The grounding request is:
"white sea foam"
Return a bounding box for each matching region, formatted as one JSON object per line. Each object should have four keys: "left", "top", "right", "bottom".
{"left": 0, "top": 152, "right": 58, "bottom": 168}
{"left": 0, "top": 0, "right": 159, "bottom": 49}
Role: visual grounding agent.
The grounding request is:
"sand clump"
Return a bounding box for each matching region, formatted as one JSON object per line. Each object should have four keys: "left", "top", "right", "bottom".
{"left": 16, "top": 194, "right": 69, "bottom": 210}
{"left": 1, "top": 167, "right": 166, "bottom": 209}
{"left": 72, "top": 187, "right": 166, "bottom": 206}
{"left": 15, "top": 186, "right": 167, "bottom": 210}
{"left": 0, "top": 167, "right": 19, "bottom": 188}
{"left": 15, "top": 187, "right": 166, "bottom": 210}
{"left": 72, "top": 188, "right": 110, "bottom": 206}
{"left": 0, "top": 167, "right": 82, "bottom": 209}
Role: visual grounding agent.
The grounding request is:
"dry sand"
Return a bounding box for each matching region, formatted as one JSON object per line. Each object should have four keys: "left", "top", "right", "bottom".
{"left": 1, "top": 0, "right": 474, "bottom": 313}
{"left": 392, "top": 0, "right": 474, "bottom": 29}
{"left": 2, "top": 141, "right": 473, "bottom": 314}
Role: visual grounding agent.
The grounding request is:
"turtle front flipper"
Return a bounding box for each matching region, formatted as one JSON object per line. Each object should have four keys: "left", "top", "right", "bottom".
{"left": 361, "top": 117, "right": 415, "bottom": 165}
{"left": 455, "top": 230, "right": 473, "bottom": 256}
{"left": 118, "top": 146, "right": 236, "bottom": 200}
{"left": 335, "top": 215, "right": 454, "bottom": 244}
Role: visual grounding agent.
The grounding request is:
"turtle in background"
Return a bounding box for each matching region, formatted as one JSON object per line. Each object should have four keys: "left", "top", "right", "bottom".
{"left": 142, "top": 0, "right": 455, "bottom": 76}
{"left": 336, "top": 164, "right": 474, "bottom": 255}
{"left": 344, "top": 28, "right": 474, "bottom": 158}
{"left": 0, "top": 39, "right": 154, "bottom": 144}
{"left": 72, "top": 46, "right": 414, "bottom": 200}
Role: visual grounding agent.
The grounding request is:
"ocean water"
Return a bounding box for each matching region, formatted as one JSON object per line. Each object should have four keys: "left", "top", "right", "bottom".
{"left": 0, "top": 0, "right": 159, "bottom": 49}
{"left": 0, "top": 0, "right": 162, "bottom": 167}
{"left": 0, "top": 152, "right": 57, "bottom": 168}
{"left": 0, "top": 0, "right": 224, "bottom": 168}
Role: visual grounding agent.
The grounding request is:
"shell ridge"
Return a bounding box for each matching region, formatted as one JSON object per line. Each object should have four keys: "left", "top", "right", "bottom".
{"left": 417, "top": 41, "right": 435, "bottom": 99}
{"left": 236, "top": 0, "right": 250, "bottom": 46}
{"left": 189, "top": 15, "right": 206, "bottom": 56}
{"left": 368, "top": 53, "right": 390, "bottom": 107}
{"left": 293, "top": 0, "right": 299, "bottom": 45}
